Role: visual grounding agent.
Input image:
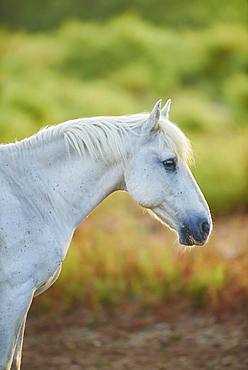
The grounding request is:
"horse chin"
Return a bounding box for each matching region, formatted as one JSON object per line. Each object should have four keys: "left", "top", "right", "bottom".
{"left": 178, "top": 232, "right": 206, "bottom": 247}
{"left": 148, "top": 207, "right": 177, "bottom": 232}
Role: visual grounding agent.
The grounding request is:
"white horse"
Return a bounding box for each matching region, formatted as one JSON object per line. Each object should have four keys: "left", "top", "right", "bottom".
{"left": 0, "top": 99, "right": 212, "bottom": 370}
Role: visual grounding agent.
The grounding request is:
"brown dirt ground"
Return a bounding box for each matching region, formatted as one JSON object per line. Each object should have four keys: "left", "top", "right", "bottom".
{"left": 22, "top": 302, "right": 248, "bottom": 370}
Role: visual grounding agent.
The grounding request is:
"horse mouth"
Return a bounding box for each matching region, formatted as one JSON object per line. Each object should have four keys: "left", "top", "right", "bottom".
{"left": 179, "top": 234, "right": 205, "bottom": 246}
{"left": 149, "top": 208, "right": 211, "bottom": 247}
{"left": 178, "top": 226, "right": 209, "bottom": 247}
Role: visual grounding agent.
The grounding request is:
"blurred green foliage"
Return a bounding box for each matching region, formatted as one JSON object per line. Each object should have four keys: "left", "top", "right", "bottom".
{"left": 0, "top": 0, "right": 246, "bottom": 31}
{"left": 0, "top": 15, "right": 247, "bottom": 213}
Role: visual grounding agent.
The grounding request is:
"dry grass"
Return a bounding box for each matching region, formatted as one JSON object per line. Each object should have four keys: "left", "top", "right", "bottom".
{"left": 35, "top": 193, "right": 248, "bottom": 313}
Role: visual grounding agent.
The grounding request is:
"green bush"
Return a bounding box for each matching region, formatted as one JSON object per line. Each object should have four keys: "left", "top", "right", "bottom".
{"left": 0, "top": 0, "right": 246, "bottom": 31}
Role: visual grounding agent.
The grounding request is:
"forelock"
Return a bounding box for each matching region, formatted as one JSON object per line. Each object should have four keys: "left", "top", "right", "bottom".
{"left": 157, "top": 118, "right": 193, "bottom": 164}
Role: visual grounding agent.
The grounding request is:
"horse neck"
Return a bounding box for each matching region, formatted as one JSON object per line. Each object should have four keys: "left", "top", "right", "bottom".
{"left": 1, "top": 135, "right": 125, "bottom": 231}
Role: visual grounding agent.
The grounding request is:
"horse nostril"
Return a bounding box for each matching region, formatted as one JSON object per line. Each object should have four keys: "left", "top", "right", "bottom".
{"left": 201, "top": 221, "right": 210, "bottom": 235}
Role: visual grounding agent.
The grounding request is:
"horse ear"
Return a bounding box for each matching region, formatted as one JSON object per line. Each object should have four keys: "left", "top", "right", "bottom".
{"left": 161, "top": 99, "right": 171, "bottom": 120}
{"left": 143, "top": 99, "right": 162, "bottom": 132}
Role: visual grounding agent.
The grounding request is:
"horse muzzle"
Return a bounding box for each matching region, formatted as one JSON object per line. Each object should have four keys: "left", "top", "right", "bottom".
{"left": 179, "top": 215, "right": 212, "bottom": 246}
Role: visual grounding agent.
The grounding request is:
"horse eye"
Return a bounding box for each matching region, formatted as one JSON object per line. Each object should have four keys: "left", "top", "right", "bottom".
{"left": 162, "top": 158, "right": 176, "bottom": 171}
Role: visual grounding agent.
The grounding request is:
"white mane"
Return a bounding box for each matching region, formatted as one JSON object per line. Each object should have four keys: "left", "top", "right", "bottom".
{"left": 2, "top": 114, "right": 192, "bottom": 164}
{"left": 62, "top": 114, "right": 144, "bottom": 162}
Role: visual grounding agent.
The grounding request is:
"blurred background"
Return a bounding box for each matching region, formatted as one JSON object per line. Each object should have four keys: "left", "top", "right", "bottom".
{"left": 0, "top": 1, "right": 248, "bottom": 369}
